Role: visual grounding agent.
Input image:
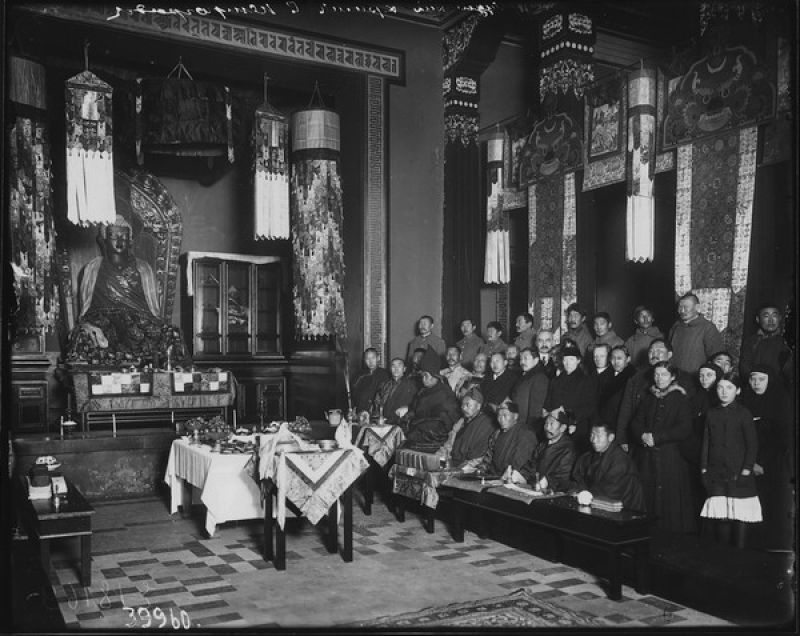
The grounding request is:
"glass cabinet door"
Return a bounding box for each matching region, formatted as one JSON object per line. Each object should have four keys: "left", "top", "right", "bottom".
{"left": 225, "top": 262, "right": 251, "bottom": 355}
{"left": 255, "top": 262, "right": 282, "bottom": 355}
{"left": 194, "top": 261, "right": 222, "bottom": 355}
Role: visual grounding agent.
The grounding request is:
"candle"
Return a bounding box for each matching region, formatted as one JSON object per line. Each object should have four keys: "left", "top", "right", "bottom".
{"left": 233, "top": 409, "right": 237, "bottom": 429}
{"left": 112, "top": 413, "right": 117, "bottom": 438}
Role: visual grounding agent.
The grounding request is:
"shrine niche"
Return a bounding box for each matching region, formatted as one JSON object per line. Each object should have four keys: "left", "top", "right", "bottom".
{"left": 65, "top": 167, "right": 182, "bottom": 334}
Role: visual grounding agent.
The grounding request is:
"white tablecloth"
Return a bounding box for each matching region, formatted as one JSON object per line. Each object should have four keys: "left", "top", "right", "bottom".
{"left": 164, "top": 438, "right": 262, "bottom": 536}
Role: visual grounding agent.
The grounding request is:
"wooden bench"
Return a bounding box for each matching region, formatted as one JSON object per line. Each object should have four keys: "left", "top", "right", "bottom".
{"left": 439, "top": 487, "right": 650, "bottom": 600}
{"left": 16, "top": 477, "right": 95, "bottom": 586}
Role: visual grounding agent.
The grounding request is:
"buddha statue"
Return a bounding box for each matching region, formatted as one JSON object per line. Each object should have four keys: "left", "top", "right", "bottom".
{"left": 66, "top": 215, "right": 189, "bottom": 366}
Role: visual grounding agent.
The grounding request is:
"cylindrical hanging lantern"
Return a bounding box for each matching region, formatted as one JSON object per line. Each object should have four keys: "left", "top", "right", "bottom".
{"left": 290, "top": 107, "right": 347, "bottom": 339}
{"left": 626, "top": 66, "right": 657, "bottom": 263}
{"left": 253, "top": 98, "right": 289, "bottom": 240}
{"left": 484, "top": 130, "right": 510, "bottom": 284}
{"left": 65, "top": 68, "right": 116, "bottom": 226}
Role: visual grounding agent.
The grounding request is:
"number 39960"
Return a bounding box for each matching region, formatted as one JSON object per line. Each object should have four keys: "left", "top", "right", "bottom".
{"left": 123, "top": 606, "right": 191, "bottom": 629}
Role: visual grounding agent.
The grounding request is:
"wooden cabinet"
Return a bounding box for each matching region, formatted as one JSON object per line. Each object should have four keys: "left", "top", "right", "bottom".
{"left": 10, "top": 354, "right": 57, "bottom": 433}
{"left": 182, "top": 252, "right": 288, "bottom": 420}
{"left": 187, "top": 253, "right": 283, "bottom": 358}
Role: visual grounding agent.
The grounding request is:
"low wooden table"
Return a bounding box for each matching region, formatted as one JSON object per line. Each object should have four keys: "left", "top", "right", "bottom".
{"left": 16, "top": 477, "right": 95, "bottom": 586}
{"left": 440, "top": 487, "right": 650, "bottom": 601}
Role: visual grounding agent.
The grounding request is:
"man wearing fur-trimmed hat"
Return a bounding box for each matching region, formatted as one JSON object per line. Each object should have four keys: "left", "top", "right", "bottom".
{"left": 505, "top": 409, "right": 577, "bottom": 493}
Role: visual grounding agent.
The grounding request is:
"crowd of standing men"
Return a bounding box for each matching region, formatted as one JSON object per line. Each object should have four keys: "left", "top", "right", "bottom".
{"left": 349, "top": 295, "right": 794, "bottom": 551}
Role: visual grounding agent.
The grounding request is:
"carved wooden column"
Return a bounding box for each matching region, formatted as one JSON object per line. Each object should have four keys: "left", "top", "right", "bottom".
{"left": 441, "top": 16, "right": 502, "bottom": 342}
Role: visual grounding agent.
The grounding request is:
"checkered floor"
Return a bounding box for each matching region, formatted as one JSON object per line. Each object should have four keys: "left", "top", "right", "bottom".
{"left": 43, "top": 492, "right": 732, "bottom": 629}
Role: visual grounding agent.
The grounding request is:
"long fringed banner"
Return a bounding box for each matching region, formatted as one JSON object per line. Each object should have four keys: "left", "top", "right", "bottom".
{"left": 675, "top": 125, "right": 758, "bottom": 355}
{"left": 528, "top": 173, "right": 578, "bottom": 341}
{"left": 8, "top": 116, "right": 60, "bottom": 335}
{"left": 484, "top": 134, "right": 509, "bottom": 284}
{"left": 254, "top": 103, "right": 289, "bottom": 239}
{"left": 65, "top": 70, "right": 115, "bottom": 226}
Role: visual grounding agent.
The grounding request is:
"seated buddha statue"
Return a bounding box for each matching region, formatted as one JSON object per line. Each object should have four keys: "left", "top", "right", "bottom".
{"left": 66, "top": 215, "right": 189, "bottom": 366}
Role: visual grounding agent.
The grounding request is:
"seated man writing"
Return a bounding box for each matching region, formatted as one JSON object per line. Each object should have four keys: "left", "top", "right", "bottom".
{"left": 504, "top": 409, "right": 577, "bottom": 492}
{"left": 461, "top": 401, "right": 537, "bottom": 477}
{"left": 66, "top": 215, "right": 188, "bottom": 366}
{"left": 436, "top": 388, "right": 495, "bottom": 469}
{"left": 569, "top": 421, "right": 645, "bottom": 511}
{"left": 398, "top": 348, "right": 460, "bottom": 451}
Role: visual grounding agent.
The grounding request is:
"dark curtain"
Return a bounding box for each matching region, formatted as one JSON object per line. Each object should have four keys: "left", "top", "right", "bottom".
{"left": 442, "top": 141, "right": 482, "bottom": 345}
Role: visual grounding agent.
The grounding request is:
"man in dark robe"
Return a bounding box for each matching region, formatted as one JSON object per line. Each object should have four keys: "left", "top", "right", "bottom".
{"left": 570, "top": 422, "right": 645, "bottom": 511}
{"left": 66, "top": 215, "right": 187, "bottom": 366}
{"left": 400, "top": 348, "right": 460, "bottom": 451}
{"left": 543, "top": 344, "right": 597, "bottom": 453}
{"left": 599, "top": 345, "right": 637, "bottom": 426}
{"left": 507, "top": 409, "right": 577, "bottom": 492}
{"left": 352, "top": 347, "right": 390, "bottom": 415}
{"left": 437, "top": 388, "right": 496, "bottom": 468}
{"left": 480, "top": 352, "right": 518, "bottom": 413}
{"left": 563, "top": 303, "right": 594, "bottom": 355}
{"left": 463, "top": 401, "right": 538, "bottom": 477}
{"left": 511, "top": 346, "right": 549, "bottom": 439}
{"left": 739, "top": 303, "right": 794, "bottom": 390}
{"left": 372, "top": 357, "right": 418, "bottom": 425}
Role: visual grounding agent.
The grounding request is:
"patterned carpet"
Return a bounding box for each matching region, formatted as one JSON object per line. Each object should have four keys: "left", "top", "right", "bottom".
{"left": 41, "top": 493, "right": 732, "bottom": 630}
{"left": 364, "top": 588, "right": 609, "bottom": 628}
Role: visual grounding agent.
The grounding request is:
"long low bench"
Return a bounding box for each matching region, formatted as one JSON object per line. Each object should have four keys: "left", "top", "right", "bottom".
{"left": 439, "top": 486, "right": 650, "bottom": 601}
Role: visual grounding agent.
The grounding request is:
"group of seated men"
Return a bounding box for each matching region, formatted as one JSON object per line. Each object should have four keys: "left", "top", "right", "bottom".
{"left": 349, "top": 298, "right": 793, "bottom": 512}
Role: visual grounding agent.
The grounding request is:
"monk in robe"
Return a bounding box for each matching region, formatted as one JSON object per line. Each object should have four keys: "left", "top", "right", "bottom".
{"left": 462, "top": 401, "right": 537, "bottom": 477}
{"left": 569, "top": 422, "right": 645, "bottom": 511}
{"left": 351, "top": 347, "right": 390, "bottom": 415}
{"left": 507, "top": 409, "right": 577, "bottom": 492}
{"left": 436, "top": 388, "right": 496, "bottom": 468}
{"left": 66, "top": 215, "right": 188, "bottom": 366}
{"left": 399, "top": 348, "right": 460, "bottom": 451}
{"left": 371, "top": 357, "right": 418, "bottom": 426}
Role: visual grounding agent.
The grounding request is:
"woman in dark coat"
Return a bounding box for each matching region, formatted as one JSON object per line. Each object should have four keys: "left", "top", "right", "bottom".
{"left": 630, "top": 361, "right": 696, "bottom": 533}
{"left": 741, "top": 364, "right": 793, "bottom": 550}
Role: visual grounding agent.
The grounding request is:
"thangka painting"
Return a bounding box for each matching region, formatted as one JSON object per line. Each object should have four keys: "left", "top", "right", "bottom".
{"left": 662, "top": 42, "right": 776, "bottom": 149}
{"left": 517, "top": 112, "right": 583, "bottom": 186}
{"left": 582, "top": 74, "right": 627, "bottom": 191}
{"left": 502, "top": 115, "right": 533, "bottom": 190}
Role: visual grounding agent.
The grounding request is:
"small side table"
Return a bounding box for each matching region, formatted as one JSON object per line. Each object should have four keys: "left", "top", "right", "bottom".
{"left": 17, "top": 477, "right": 95, "bottom": 586}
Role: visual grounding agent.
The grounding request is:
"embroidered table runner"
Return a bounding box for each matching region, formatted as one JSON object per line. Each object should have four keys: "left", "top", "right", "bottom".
{"left": 259, "top": 440, "right": 368, "bottom": 529}
{"left": 389, "top": 465, "right": 461, "bottom": 509}
{"left": 354, "top": 425, "right": 405, "bottom": 467}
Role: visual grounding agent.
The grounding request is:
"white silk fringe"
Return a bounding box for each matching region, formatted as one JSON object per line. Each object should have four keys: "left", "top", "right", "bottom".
{"left": 254, "top": 171, "right": 290, "bottom": 240}
{"left": 66, "top": 148, "right": 116, "bottom": 226}
{"left": 484, "top": 229, "right": 510, "bottom": 284}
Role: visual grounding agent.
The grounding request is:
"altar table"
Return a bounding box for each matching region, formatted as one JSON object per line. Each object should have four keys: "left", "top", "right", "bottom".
{"left": 164, "top": 438, "right": 262, "bottom": 536}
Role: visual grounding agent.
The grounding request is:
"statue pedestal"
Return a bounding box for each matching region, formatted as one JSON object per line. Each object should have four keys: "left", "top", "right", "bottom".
{"left": 68, "top": 367, "right": 236, "bottom": 433}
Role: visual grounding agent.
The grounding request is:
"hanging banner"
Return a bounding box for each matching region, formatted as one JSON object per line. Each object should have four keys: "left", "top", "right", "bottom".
{"left": 65, "top": 70, "right": 115, "bottom": 226}
{"left": 484, "top": 132, "right": 509, "bottom": 284}
{"left": 290, "top": 108, "right": 347, "bottom": 339}
{"left": 675, "top": 125, "right": 758, "bottom": 355}
{"left": 254, "top": 103, "right": 289, "bottom": 239}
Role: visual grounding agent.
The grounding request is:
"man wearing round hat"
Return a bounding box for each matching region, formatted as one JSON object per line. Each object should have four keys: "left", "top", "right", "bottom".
{"left": 505, "top": 409, "right": 577, "bottom": 493}
{"left": 462, "top": 401, "right": 538, "bottom": 477}
{"left": 543, "top": 343, "right": 598, "bottom": 453}
{"left": 436, "top": 388, "right": 495, "bottom": 469}
{"left": 399, "top": 347, "right": 460, "bottom": 451}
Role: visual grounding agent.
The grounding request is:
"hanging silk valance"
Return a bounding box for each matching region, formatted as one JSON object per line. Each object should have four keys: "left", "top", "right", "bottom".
{"left": 65, "top": 69, "right": 115, "bottom": 226}
{"left": 253, "top": 101, "right": 289, "bottom": 240}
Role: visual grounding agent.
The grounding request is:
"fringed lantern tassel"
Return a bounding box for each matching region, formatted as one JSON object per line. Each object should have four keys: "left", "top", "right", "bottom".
{"left": 254, "top": 104, "right": 289, "bottom": 240}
